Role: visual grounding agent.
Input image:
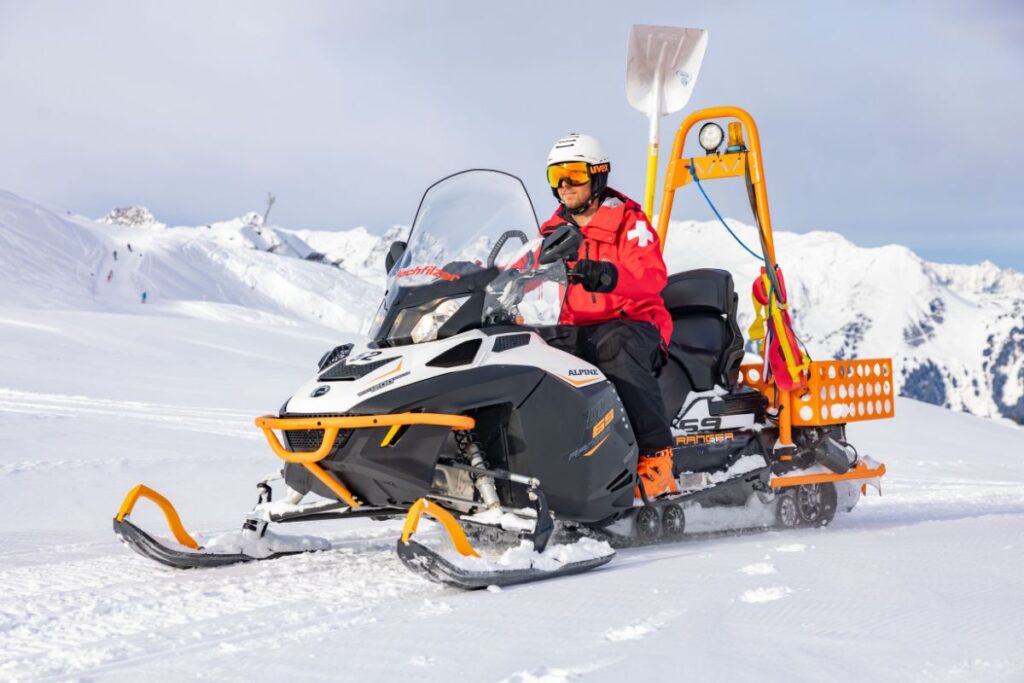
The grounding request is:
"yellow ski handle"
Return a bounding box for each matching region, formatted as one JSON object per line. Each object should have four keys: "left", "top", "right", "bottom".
{"left": 115, "top": 484, "right": 201, "bottom": 550}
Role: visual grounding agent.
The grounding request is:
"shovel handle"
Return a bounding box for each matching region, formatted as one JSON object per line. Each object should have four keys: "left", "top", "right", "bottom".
{"left": 644, "top": 140, "right": 659, "bottom": 221}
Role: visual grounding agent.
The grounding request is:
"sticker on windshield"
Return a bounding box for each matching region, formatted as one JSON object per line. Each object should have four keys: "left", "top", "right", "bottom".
{"left": 396, "top": 265, "right": 462, "bottom": 282}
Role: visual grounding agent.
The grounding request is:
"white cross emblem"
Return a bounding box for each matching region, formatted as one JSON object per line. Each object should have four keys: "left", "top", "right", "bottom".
{"left": 627, "top": 220, "right": 655, "bottom": 248}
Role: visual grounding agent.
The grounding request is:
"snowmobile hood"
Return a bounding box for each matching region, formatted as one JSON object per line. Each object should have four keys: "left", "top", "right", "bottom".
{"left": 284, "top": 329, "right": 608, "bottom": 416}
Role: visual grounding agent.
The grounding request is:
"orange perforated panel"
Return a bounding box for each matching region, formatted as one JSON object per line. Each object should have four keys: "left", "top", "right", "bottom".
{"left": 739, "top": 358, "right": 895, "bottom": 426}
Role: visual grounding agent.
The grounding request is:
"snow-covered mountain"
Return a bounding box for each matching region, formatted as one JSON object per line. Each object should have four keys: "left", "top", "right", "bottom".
{"left": 652, "top": 220, "right": 1024, "bottom": 427}
{"left": 0, "top": 192, "right": 382, "bottom": 332}
{"left": 1, "top": 188, "right": 1023, "bottom": 679}
{"left": 1, "top": 189, "right": 1021, "bottom": 425}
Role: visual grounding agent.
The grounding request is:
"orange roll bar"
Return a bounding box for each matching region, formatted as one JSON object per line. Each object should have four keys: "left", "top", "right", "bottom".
{"left": 656, "top": 105, "right": 777, "bottom": 264}
{"left": 254, "top": 412, "right": 477, "bottom": 510}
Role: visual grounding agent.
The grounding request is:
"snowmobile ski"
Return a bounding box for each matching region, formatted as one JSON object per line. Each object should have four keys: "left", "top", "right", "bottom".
{"left": 396, "top": 538, "right": 613, "bottom": 590}
{"left": 112, "top": 484, "right": 321, "bottom": 569}
{"left": 112, "top": 517, "right": 303, "bottom": 569}
{"left": 396, "top": 498, "right": 613, "bottom": 589}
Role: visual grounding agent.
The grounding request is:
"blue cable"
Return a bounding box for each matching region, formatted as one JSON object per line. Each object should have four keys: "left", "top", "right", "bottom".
{"left": 688, "top": 159, "right": 763, "bottom": 261}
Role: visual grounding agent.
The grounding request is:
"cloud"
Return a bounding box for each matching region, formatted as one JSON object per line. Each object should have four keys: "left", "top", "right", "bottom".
{"left": 0, "top": 1, "right": 1021, "bottom": 269}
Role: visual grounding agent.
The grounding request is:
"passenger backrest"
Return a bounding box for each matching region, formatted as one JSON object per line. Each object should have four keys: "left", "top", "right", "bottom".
{"left": 659, "top": 269, "right": 745, "bottom": 415}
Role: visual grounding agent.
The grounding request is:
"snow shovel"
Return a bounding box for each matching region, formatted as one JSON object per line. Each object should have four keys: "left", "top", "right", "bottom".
{"left": 626, "top": 25, "right": 709, "bottom": 219}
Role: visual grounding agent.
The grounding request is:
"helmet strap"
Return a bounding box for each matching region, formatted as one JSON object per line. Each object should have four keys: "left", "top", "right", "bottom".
{"left": 566, "top": 194, "right": 597, "bottom": 216}
{"left": 556, "top": 186, "right": 604, "bottom": 218}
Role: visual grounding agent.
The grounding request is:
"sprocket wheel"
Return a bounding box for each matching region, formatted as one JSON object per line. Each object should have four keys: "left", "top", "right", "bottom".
{"left": 796, "top": 483, "right": 837, "bottom": 527}
{"left": 662, "top": 505, "right": 685, "bottom": 537}
{"left": 775, "top": 491, "right": 800, "bottom": 528}
{"left": 634, "top": 506, "right": 662, "bottom": 540}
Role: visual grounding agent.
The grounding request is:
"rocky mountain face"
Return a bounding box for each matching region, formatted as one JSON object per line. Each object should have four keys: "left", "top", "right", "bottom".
{"left": 656, "top": 222, "right": 1024, "bottom": 427}
{"left": 98, "top": 206, "right": 163, "bottom": 228}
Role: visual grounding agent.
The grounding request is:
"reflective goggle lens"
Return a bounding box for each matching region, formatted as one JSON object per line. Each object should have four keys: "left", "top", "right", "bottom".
{"left": 547, "top": 162, "right": 591, "bottom": 188}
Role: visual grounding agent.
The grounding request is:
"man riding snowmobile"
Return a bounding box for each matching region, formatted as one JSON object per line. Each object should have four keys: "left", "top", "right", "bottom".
{"left": 541, "top": 133, "right": 677, "bottom": 498}
{"left": 111, "top": 108, "right": 892, "bottom": 590}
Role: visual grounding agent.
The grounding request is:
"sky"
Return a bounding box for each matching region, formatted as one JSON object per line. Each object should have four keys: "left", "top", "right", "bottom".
{"left": 1, "top": 1, "right": 1022, "bottom": 270}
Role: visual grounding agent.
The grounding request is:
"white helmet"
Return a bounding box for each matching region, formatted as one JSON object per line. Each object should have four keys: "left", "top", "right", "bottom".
{"left": 546, "top": 133, "right": 611, "bottom": 205}
{"left": 546, "top": 133, "right": 609, "bottom": 167}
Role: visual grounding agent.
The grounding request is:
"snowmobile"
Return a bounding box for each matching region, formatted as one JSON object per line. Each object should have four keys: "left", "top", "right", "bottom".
{"left": 113, "top": 108, "right": 891, "bottom": 588}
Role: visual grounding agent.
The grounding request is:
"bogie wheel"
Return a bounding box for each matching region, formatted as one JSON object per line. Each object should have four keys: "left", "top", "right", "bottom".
{"left": 775, "top": 491, "right": 800, "bottom": 529}
{"left": 662, "top": 505, "right": 685, "bottom": 537}
{"left": 634, "top": 506, "right": 662, "bottom": 540}
{"left": 796, "top": 483, "right": 838, "bottom": 527}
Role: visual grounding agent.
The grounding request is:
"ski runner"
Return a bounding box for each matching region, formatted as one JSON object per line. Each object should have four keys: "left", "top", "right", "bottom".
{"left": 540, "top": 133, "right": 678, "bottom": 498}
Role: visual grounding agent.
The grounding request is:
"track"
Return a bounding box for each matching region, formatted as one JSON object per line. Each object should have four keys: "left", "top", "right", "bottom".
{"left": 0, "top": 388, "right": 256, "bottom": 439}
{"left": 0, "top": 522, "right": 441, "bottom": 681}
{"left": 3, "top": 475, "right": 1024, "bottom": 681}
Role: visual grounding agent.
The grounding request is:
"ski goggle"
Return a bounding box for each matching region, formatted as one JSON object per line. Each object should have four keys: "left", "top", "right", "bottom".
{"left": 547, "top": 162, "right": 592, "bottom": 188}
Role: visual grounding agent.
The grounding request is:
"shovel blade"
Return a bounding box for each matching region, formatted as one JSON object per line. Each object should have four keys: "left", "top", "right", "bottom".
{"left": 627, "top": 25, "right": 709, "bottom": 117}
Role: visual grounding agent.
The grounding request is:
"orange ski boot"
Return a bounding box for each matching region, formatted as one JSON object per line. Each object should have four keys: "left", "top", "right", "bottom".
{"left": 634, "top": 448, "right": 679, "bottom": 499}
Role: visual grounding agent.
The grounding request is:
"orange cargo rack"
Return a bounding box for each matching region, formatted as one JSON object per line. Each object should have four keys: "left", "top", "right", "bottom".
{"left": 739, "top": 358, "right": 895, "bottom": 427}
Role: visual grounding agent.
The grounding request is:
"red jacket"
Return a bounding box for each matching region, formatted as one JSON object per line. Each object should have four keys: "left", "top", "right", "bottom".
{"left": 540, "top": 188, "right": 673, "bottom": 345}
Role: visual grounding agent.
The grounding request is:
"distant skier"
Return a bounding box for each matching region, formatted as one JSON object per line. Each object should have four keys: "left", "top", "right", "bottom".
{"left": 141, "top": 291, "right": 148, "bottom": 304}
{"left": 106, "top": 270, "right": 113, "bottom": 283}
{"left": 113, "top": 250, "right": 118, "bottom": 261}
{"left": 127, "top": 243, "right": 133, "bottom": 253}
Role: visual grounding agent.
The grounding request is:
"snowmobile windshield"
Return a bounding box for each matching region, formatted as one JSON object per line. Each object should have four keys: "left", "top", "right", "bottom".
{"left": 369, "top": 170, "right": 567, "bottom": 345}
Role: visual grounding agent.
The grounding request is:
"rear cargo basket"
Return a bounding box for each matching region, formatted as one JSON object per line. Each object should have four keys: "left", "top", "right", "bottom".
{"left": 739, "top": 359, "right": 895, "bottom": 426}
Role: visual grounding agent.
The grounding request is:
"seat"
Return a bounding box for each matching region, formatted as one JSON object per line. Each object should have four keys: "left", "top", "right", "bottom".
{"left": 658, "top": 269, "right": 745, "bottom": 419}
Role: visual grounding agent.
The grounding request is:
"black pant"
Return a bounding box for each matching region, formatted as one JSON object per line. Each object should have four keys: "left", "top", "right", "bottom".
{"left": 540, "top": 320, "right": 673, "bottom": 454}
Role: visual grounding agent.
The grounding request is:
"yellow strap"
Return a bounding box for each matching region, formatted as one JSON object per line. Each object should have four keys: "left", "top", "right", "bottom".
{"left": 748, "top": 298, "right": 766, "bottom": 342}
{"left": 767, "top": 293, "right": 809, "bottom": 384}
{"left": 747, "top": 273, "right": 770, "bottom": 355}
{"left": 755, "top": 272, "right": 808, "bottom": 386}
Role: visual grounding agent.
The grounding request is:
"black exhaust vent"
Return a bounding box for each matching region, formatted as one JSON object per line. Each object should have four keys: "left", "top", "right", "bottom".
{"left": 492, "top": 333, "right": 530, "bottom": 353}
{"left": 427, "top": 339, "right": 482, "bottom": 368}
{"left": 606, "top": 468, "right": 634, "bottom": 492}
{"left": 319, "top": 357, "right": 396, "bottom": 381}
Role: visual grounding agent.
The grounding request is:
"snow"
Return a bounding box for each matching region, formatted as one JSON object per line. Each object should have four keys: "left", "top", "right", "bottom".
{"left": 439, "top": 537, "right": 614, "bottom": 573}
{"left": 738, "top": 586, "right": 793, "bottom": 603}
{"left": 738, "top": 561, "right": 776, "bottom": 575}
{"left": 462, "top": 506, "right": 538, "bottom": 533}
{"left": 202, "top": 527, "right": 331, "bottom": 558}
{"left": 604, "top": 614, "right": 672, "bottom": 642}
{"left": 0, "top": 188, "right": 1023, "bottom": 680}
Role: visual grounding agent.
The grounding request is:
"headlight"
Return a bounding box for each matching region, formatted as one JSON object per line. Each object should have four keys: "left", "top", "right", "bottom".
{"left": 698, "top": 122, "right": 724, "bottom": 154}
{"left": 318, "top": 343, "right": 353, "bottom": 370}
{"left": 412, "top": 297, "right": 468, "bottom": 342}
{"left": 391, "top": 296, "right": 470, "bottom": 344}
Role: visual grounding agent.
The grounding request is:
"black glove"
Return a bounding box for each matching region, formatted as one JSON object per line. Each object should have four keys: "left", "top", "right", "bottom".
{"left": 441, "top": 260, "right": 482, "bottom": 275}
{"left": 570, "top": 259, "right": 618, "bottom": 293}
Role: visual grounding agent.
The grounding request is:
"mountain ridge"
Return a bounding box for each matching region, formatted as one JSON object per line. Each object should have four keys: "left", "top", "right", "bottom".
{"left": 1, "top": 191, "right": 1020, "bottom": 425}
